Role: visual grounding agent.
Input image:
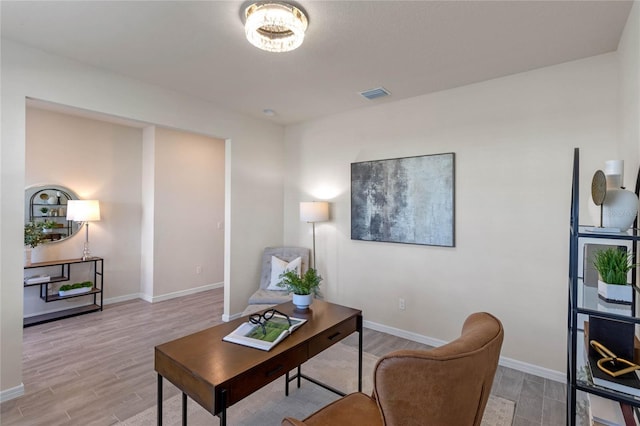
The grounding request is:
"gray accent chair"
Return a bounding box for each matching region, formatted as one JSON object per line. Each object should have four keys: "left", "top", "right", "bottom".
{"left": 246, "top": 247, "right": 310, "bottom": 311}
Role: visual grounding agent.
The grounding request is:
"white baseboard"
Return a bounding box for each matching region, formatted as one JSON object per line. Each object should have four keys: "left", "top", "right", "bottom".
{"left": 140, "top": 282, "right": 223, "bottom": 304}
{"left": 222, "top": 311, "right": 243, "bottom": 322}
{"left": 0, "top": 383, "right": 24, "bottom": 403}
{"left": 104, "top": 293, "right": 140, "bottom": 305}
{"left": 363, "top": 319, "right": 565, "bottom": 383}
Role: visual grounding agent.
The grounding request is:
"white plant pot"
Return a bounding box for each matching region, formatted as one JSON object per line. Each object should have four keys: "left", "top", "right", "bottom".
{"left": 58, "top": 287, "right": 92, "bottom": 297}
{"left": 597, "top": 280, "right": 632, "bottom": 304}
{"left": 292, "top": 293, "right": 313, "bottom": 310}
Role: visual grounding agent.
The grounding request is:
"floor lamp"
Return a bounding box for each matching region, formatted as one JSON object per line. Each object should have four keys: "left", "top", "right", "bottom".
{"left": 300, "top": 201, "right": 329, "bottom": 269}
{"left": 66, "top": 200, "right": 101, "bottom": 261}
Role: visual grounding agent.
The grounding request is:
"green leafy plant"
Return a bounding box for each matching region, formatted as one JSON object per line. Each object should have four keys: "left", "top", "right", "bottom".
{"left": 593, "top": 248, "right": 637, "bottom": 285}
{"left": 277, "top": 268, "right": 322, "bottom": 296}
{"left": 39, "top": 207, "right": 49, "bottom": 214}
{"left": 59, "top": 281, "right": 93, "bottom": 291}
{"left": 42, "top": 220, "right": 57, "bottom": 230}
{"left": 24, "top": 222, "right": 44, "bottom": 248}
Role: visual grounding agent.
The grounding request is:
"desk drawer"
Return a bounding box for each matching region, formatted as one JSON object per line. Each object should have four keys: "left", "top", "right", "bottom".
{"left": 309, "top": 317, "right": 358, "bottom": 357}
{"left": 222, "top": 344, "right": 307, "bottom": 409}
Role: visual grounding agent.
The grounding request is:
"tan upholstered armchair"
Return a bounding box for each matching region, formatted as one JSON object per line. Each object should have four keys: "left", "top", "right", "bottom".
{"left": 282, "top": 312, "right": 504, "bottom": 426}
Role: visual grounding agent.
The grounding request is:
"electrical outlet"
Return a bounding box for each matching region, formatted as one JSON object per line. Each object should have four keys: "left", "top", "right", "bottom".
{"left": 196, "top": 265, "right": 202, "bottom": 274}
{"left": 399, "top": 298, "right": 405, "bottom": 310}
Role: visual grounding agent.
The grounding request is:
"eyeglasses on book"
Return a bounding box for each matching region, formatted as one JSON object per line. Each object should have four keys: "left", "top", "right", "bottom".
{"left": 249, "top": 309, "right": 292, "bottom": 335}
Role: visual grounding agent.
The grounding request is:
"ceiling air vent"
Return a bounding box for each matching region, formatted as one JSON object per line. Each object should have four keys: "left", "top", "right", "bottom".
{"left": 359, "top": 87, "right": 390, "bottom": 100}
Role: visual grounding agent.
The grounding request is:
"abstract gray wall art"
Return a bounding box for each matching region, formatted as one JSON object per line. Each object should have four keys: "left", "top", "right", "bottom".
{"left": 351, "top": 153, "right": 455, "bottom": 247}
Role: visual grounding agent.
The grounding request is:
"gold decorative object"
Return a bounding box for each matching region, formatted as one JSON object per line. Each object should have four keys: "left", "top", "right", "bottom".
{"left": 590, "top": 340, "right": 640, "bottom": 377}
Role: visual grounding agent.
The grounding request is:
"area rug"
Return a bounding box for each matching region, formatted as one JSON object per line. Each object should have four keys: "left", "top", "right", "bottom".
{"left": 122, "top": 343, "right": 515, "bottom": 425}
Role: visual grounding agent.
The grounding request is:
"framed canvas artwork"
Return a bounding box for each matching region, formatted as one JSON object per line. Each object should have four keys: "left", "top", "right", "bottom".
{"left": 351, "top": 152, "right": 455, "bottom": 247}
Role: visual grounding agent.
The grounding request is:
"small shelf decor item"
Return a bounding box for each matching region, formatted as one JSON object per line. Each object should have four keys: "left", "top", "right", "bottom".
{"left": 41, "top": 220, "right": 57, "bottom": 233}
{"left": 58, "top": 281, "right": 93, "bottom": 297}
{"left": 278, "top": 268, "right": 322, "bottom": 310}
{"left": 593, "top": 247, "right": 636, "bottom": 304}
{"left": 589, "top": 160, "right": 639, "bottom": 232}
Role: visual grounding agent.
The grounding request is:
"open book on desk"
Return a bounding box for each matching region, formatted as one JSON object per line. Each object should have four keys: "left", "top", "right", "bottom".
{"left": 223, "top": 314, "right": 307, "bottom": 351}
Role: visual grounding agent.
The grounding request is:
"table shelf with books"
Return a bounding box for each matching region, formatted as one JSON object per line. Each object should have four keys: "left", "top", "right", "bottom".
{"left": 567, "top": 148, "right": 640, "bottom": 425}
{"left": 23, "top": 257, "right": 104, "bottom": 327}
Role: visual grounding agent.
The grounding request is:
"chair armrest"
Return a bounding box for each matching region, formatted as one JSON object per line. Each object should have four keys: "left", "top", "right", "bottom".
{"left": 282, "top": 417, "right": 307, "bottom": 426}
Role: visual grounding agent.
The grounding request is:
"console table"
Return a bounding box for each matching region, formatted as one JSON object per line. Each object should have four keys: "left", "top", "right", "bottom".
{"left": 155, "top": 299, "right": 362, "bottom": 425}
{"left": 23, "top": 257, "right": 104, "bottom": 327}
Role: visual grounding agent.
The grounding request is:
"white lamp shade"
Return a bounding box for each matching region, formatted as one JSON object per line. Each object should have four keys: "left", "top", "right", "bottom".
{"left": 66, "top": 200, "right": 101, "bottom": 222}
{"left": 300, "top": 201, "right": 329, "bottom": 223}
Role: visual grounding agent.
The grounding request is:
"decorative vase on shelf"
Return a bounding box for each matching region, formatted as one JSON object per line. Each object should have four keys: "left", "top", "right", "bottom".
{"left": 589, "top": 160, "right": 639, "bottom": 232}
{"left": 603, "top": 160, "right": 638, "bottom": 232}
{"left": 601, "top": 188, "right": 639, "bottom": 232}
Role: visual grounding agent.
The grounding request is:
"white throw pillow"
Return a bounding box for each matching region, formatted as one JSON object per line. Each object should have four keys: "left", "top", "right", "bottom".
{"left": 267, "top": 256, "right": 302, "bottom": 291}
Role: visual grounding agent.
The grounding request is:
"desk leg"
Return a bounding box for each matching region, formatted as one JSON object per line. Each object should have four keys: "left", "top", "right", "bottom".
{"left": 182, "top": 392, "right": 187, "bottom": 425}
{"left": 285, "top": 371, "right": 290, "bottom": 396}
{"left": 220, "top": 389, "right": 227, "bottom": 426}
{"left": 157, "top": 374, "right": 163, "bottom": 426}
{"left": 297, "top": 366, "right": 301, "bottom": 388}
{"left": 358, "top": 315, "right": 363, "bottom": 392}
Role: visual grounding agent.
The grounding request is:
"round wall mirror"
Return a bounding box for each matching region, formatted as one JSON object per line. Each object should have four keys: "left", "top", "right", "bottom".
{"left": 24, "top": 184, "right": 83, "bottom": 244}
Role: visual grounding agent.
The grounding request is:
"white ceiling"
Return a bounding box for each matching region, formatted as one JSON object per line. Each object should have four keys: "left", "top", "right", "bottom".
{"left": 1, "top": 1, "right": 634, "bottom": 125}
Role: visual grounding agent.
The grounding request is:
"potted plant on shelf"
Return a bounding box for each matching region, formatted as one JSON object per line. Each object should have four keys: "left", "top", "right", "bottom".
{"left": 593, "top": 247, "right": 637, "bottom": 304}
{"left": 39, "top": 207, "right": 49, "bottom": 216}
{"left": 24, "top": 222, "right": 44, "bottom": 266}
{"left": 41, "top": 220, "right": 57, "bottom": 233}
{"left": 58, "top": 281, "right": 93, "bottom": 297}
{"left": 278, "top": 268, "right": 322, "bottom": 310}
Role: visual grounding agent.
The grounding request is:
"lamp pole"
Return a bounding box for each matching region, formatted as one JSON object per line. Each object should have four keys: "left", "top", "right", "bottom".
{"left": 311, "top": 221, "right": 317, "bottom": 269}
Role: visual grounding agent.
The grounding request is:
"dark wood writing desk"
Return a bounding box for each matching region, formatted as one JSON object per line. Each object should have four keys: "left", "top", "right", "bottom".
{"left": 155, "top": 300, "right": 363, "bottom": 425}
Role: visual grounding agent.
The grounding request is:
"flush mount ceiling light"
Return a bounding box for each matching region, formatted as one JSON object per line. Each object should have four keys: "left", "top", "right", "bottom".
{"left": 245, "top": 2, "right": 308, "bottom": 53}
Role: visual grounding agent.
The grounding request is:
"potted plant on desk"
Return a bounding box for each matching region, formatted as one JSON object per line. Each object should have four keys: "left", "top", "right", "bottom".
{"left": 278, "top": 268, "right": 322, "bottom": 310}
{"left": 593, "top": 247, "right": 637, "bottom": 304}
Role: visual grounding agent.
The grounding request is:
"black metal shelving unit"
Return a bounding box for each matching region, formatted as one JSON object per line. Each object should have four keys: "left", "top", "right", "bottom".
{"left": 23, "top": 257, "right": 104, "bottom": 327}
{"left": 567, "top": 148, "right": 640, "bottom": 425}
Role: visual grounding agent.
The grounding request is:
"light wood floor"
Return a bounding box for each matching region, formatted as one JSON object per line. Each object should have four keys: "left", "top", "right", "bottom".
{"left": 0, "top": 289, "right": 566, "bottom": 425}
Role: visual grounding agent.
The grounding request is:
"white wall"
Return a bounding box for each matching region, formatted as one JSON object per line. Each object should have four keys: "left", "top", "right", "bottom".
{"left": 24, "top": 107, "right": 143, "bottom": 315}
{"left": 1, "top": 40, "right": 285, "bottom": 396}
{"left": 151, "top": 127, "right": 225, "bottom": 298}
{"left": 284, "top": 53, "right": 621, "bottom": 375}
{"left": 619, "top": 1, "right": 640, "bottom": 177}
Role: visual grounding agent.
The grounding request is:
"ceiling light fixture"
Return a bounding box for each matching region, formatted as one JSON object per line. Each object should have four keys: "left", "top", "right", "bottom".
{"left": 245, "top": 2, "right": 308, "bottom": 53}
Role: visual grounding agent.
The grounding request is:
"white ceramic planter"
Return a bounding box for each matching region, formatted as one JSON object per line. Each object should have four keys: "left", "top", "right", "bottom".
{"left": 597, "top": 280, "right": 632, "bottom": 304}
{"left": 292, "top": 293, "right": 313, "bottom": 310}
{"left": 59, "top": 287, "right": 92, "bottom": 297}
